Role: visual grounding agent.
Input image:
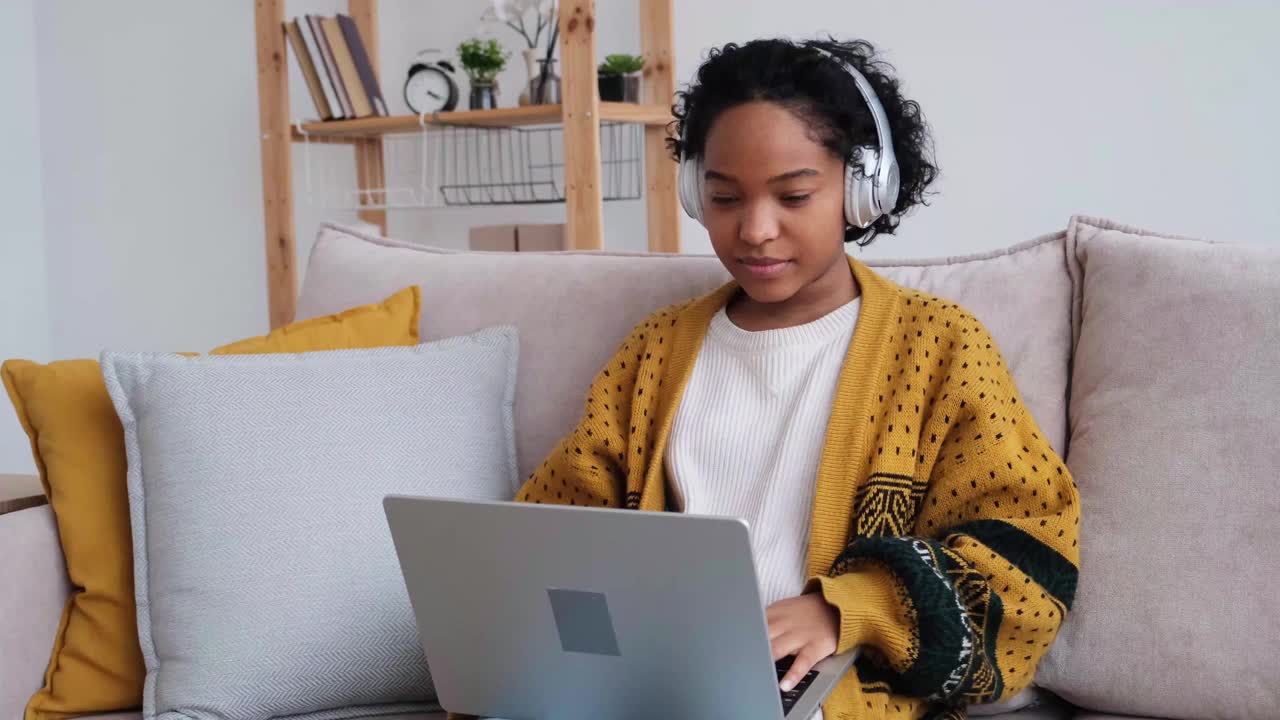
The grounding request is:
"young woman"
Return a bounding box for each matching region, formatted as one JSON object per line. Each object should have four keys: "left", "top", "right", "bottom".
{"left": 512, "top": 38, "right": 1079, "bottom": 720}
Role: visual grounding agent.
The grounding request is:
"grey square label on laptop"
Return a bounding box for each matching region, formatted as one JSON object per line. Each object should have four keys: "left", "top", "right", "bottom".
{"left": 547, "top": 589, "right": 621, "bottom": 656}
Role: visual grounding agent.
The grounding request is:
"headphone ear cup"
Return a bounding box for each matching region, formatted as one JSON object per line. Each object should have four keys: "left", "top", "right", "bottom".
{"left": 844, "top": 153, "right": 879, "bottom": 229}
{"left": 678, "top": 155, "right": 705, "bottom": 225}
{"left": 844, "top": 163, "right": 875, "bottom": 228}
{"left": 882, "top": 162, "right": 901, "bottom": 216}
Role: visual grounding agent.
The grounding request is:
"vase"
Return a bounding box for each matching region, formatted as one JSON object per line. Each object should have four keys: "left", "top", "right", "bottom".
{"left": 529, "top": 59, "right": 561, "bottom": 105}
{"left": 622, "top": 74, "right": 641, "bottom": 103}
{"left": 469, "top": 81, "right": 499, "bottom": 110}
{"left": 598, "top": 74, "right": 624, "bottom": 102}
{"left": 518, "top": 47, "right": 539, "bottom": 106}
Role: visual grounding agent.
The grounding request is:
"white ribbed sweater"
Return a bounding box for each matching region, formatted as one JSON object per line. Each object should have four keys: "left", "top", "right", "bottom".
{"left": 665, "top": 296, "right": 862, "bottom": 608}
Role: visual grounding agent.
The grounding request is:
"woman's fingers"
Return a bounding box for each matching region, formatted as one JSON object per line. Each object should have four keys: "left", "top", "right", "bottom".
{"left": 767, "top": 614, "right": 790, "bottom": 641}
{"left": 770, "top": 631, "right": 804, "bottom": 663}
{"left": 767, "top": 594, "right": 839, "bottom": 689}
{"left": 779, "top": 646, "right": 826, "bottom": 693}
{"left": 764, "top": 601, "right": 786, "bottom": 625}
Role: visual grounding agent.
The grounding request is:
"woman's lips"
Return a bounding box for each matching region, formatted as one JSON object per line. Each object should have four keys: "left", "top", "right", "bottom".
{"left": 739, "top": 257, "right": 791, "bottom": 278}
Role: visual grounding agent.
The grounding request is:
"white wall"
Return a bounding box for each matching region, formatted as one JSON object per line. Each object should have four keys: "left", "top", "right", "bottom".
{"left": 3, "top": 0, "right": 1279, "bottom": 472}
{"left": 675, "top": 0, "right": 1280, "bottom": 258}
{"left": 0, "top": 0, "right": 48, "bottom": 474}
{"left": 33, "top": 1, "right": 268, "bottom": 360}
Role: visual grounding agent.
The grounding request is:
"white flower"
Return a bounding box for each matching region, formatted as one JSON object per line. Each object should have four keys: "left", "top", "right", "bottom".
{"left": 487, "top": 0, "right": 511, "bottom": 22}
{"left": 485, "top": 0, "right": 541, "bottom": 22}
{"left": 478, "top": 0, "right": 556, "bottom": 49}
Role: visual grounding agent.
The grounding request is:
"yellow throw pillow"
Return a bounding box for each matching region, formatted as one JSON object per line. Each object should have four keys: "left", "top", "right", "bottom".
{"left": 2, "top": 286, "right": 420, "bottom": 720}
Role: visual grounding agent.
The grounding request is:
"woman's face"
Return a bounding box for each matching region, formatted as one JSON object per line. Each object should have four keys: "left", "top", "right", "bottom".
{"left": 701, "top": 101, "right": 850, "bottom": 307}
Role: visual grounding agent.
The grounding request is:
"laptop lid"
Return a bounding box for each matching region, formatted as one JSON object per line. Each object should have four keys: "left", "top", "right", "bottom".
{"left": 384, "top": 494, "right": 792, "bottom": 720}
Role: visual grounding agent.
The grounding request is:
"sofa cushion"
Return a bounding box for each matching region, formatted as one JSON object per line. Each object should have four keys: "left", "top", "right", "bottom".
{"left": 100, "top": 330, "right": 518, "bottom": 720}
{"left": 1, "top": 287, "right": 420, "bottom": 720}
{"left": 299, "top": 223, "right": 1075, "bottom": 489}
{"left": 1036, "top": 217, "right": 1280, "bottom": 719}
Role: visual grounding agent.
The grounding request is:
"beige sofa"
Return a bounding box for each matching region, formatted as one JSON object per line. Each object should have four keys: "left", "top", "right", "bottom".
{"left": 3, "top": 215, "right": 1276, "bottom": 720}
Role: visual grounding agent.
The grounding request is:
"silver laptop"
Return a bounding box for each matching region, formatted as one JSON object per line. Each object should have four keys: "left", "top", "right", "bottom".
{"left": 384, "top": 495, "right": 858, "bottom": 720}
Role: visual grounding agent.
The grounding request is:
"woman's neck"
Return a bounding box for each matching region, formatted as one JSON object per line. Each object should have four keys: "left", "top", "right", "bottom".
{"left": 726, "top": 257, "right": 859, "bottom": 331}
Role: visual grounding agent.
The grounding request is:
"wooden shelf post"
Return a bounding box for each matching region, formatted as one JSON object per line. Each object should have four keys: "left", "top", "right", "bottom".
{"left": 349, "top": 0, "right": 387, "bottom": 236}
{"left": 255, "top": 0, "right": 297, "bottom": 328}
{"left": 640, "top": 0, "right": 679, "bottom": 253}
{"left": 558, "top": 0, "right": 604, "bottom": 250}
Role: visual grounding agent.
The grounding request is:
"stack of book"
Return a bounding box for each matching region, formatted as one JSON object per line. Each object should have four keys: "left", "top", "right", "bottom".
{"left": 284, "top": 14, "right": 388, "bottom": 121}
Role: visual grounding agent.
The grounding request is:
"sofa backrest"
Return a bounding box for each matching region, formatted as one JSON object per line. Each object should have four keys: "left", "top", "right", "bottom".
{"left": 297, "top": 223, "right": 1075, "bottom": 484}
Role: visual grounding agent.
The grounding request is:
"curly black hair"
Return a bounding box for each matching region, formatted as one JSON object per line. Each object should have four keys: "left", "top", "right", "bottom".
{"left": 667, "top": 37, "right": 939, "bottom": 246}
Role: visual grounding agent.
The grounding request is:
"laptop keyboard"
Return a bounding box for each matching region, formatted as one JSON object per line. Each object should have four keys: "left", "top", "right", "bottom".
{"left": 775, "top": 656, "right": 820, "bottom": 716}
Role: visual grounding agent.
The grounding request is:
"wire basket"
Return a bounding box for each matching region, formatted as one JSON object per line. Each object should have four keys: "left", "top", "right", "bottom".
{"left": 294, "top": 120, "right": 644, "bottom": 210}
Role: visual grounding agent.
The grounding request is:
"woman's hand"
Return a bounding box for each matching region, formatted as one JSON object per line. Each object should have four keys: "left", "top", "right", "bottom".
{"left": 765, "top": 592, "right": 840, "bottom": 692}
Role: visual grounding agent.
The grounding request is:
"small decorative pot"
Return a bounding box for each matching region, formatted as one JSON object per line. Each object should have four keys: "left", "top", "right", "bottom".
{"left": 598, "top": 74, "right": 624, "bottom": 102}
{"left": 469, "top": 81, "right": 499, "bottom": 110}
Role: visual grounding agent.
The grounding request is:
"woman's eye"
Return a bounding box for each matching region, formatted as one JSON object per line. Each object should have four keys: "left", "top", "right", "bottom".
{"left": 782, "top": 194, "right": 812, "bottom": 206}
{"left": 710, "top": 195, "right": 738, "bottom": 206}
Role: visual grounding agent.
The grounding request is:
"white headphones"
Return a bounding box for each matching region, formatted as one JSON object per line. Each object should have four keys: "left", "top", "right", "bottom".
{"left": 677, "top": 42, "right": 901, "bottom": 230}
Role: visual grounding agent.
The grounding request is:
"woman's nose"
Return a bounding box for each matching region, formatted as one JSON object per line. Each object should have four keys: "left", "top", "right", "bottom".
{"left": 739, "top": 202, "right": 779, "bottom": 246}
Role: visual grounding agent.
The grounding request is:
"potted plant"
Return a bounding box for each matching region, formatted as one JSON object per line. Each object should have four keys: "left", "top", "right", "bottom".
{"left": 458, "top": 38, "right": 510, "bottom": 109}
{"left": 597, "top": 53, "right": 644, "bottom": 103}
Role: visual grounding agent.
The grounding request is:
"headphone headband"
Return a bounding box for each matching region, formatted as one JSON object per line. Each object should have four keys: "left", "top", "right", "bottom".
{"left": 803, "top": 43, "right": 899, "bottom": 208}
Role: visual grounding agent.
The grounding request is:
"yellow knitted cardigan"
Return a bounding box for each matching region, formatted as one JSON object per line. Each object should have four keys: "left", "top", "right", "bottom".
{"left": 460, "top": 257, "right": 1080, "bottom": 720}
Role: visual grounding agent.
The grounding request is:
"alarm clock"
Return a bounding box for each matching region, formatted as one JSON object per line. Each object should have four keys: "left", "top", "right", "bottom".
{"left": 404, "top": 59, "right": 458, "bottom": 114}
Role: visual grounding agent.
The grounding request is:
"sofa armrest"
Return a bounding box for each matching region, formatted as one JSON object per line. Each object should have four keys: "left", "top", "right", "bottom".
{"left": 0, "top": 473, "right": 45, "bottom": 515}
{"left": 0, "top": 505, "right": 69, "bottom": 719}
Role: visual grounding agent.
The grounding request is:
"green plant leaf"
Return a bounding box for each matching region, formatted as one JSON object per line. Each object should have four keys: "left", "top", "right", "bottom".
{"left": 458, "top": 37, "right": 510, "bottom": 83}
{"left": 598, "top": 53, "right": 644, "bottom": 76}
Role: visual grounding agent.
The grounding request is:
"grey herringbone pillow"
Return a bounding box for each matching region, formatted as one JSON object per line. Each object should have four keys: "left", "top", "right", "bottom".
{"left": 101, "top": 328, "right": 518, "bottom": 720}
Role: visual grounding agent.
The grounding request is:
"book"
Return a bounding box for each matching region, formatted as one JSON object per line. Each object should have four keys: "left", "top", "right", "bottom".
{"left": 306, "top": 14, "right": 352, "bottom": 119}
{"left": 322, "top": 16, "right": 373, "bottom": 118}
{"left": 297, "top": 16, "right": 344, "bottom": 119}
{"left": 284, "top": 19, "right": 333, "bottom": 120}
{"left": 337, "top": 14, "right": 388, "bottom": 117}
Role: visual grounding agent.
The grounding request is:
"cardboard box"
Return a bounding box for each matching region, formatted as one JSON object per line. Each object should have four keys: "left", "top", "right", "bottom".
{"left": 468, "top": 225, "right": 517, "bottom": 252}
{"left": 467, "top": 223, "right": 566, "bottom": 252}
{"left": 515, "top": 223, "right": 566, "bottom": 252}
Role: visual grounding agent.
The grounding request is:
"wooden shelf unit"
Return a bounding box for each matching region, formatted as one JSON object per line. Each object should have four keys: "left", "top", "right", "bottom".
{"left": 292, "top": 102, "right": 673, "bottom": 139}
{"left": 255, "top": 0, "right": 679, "bottom": 329}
